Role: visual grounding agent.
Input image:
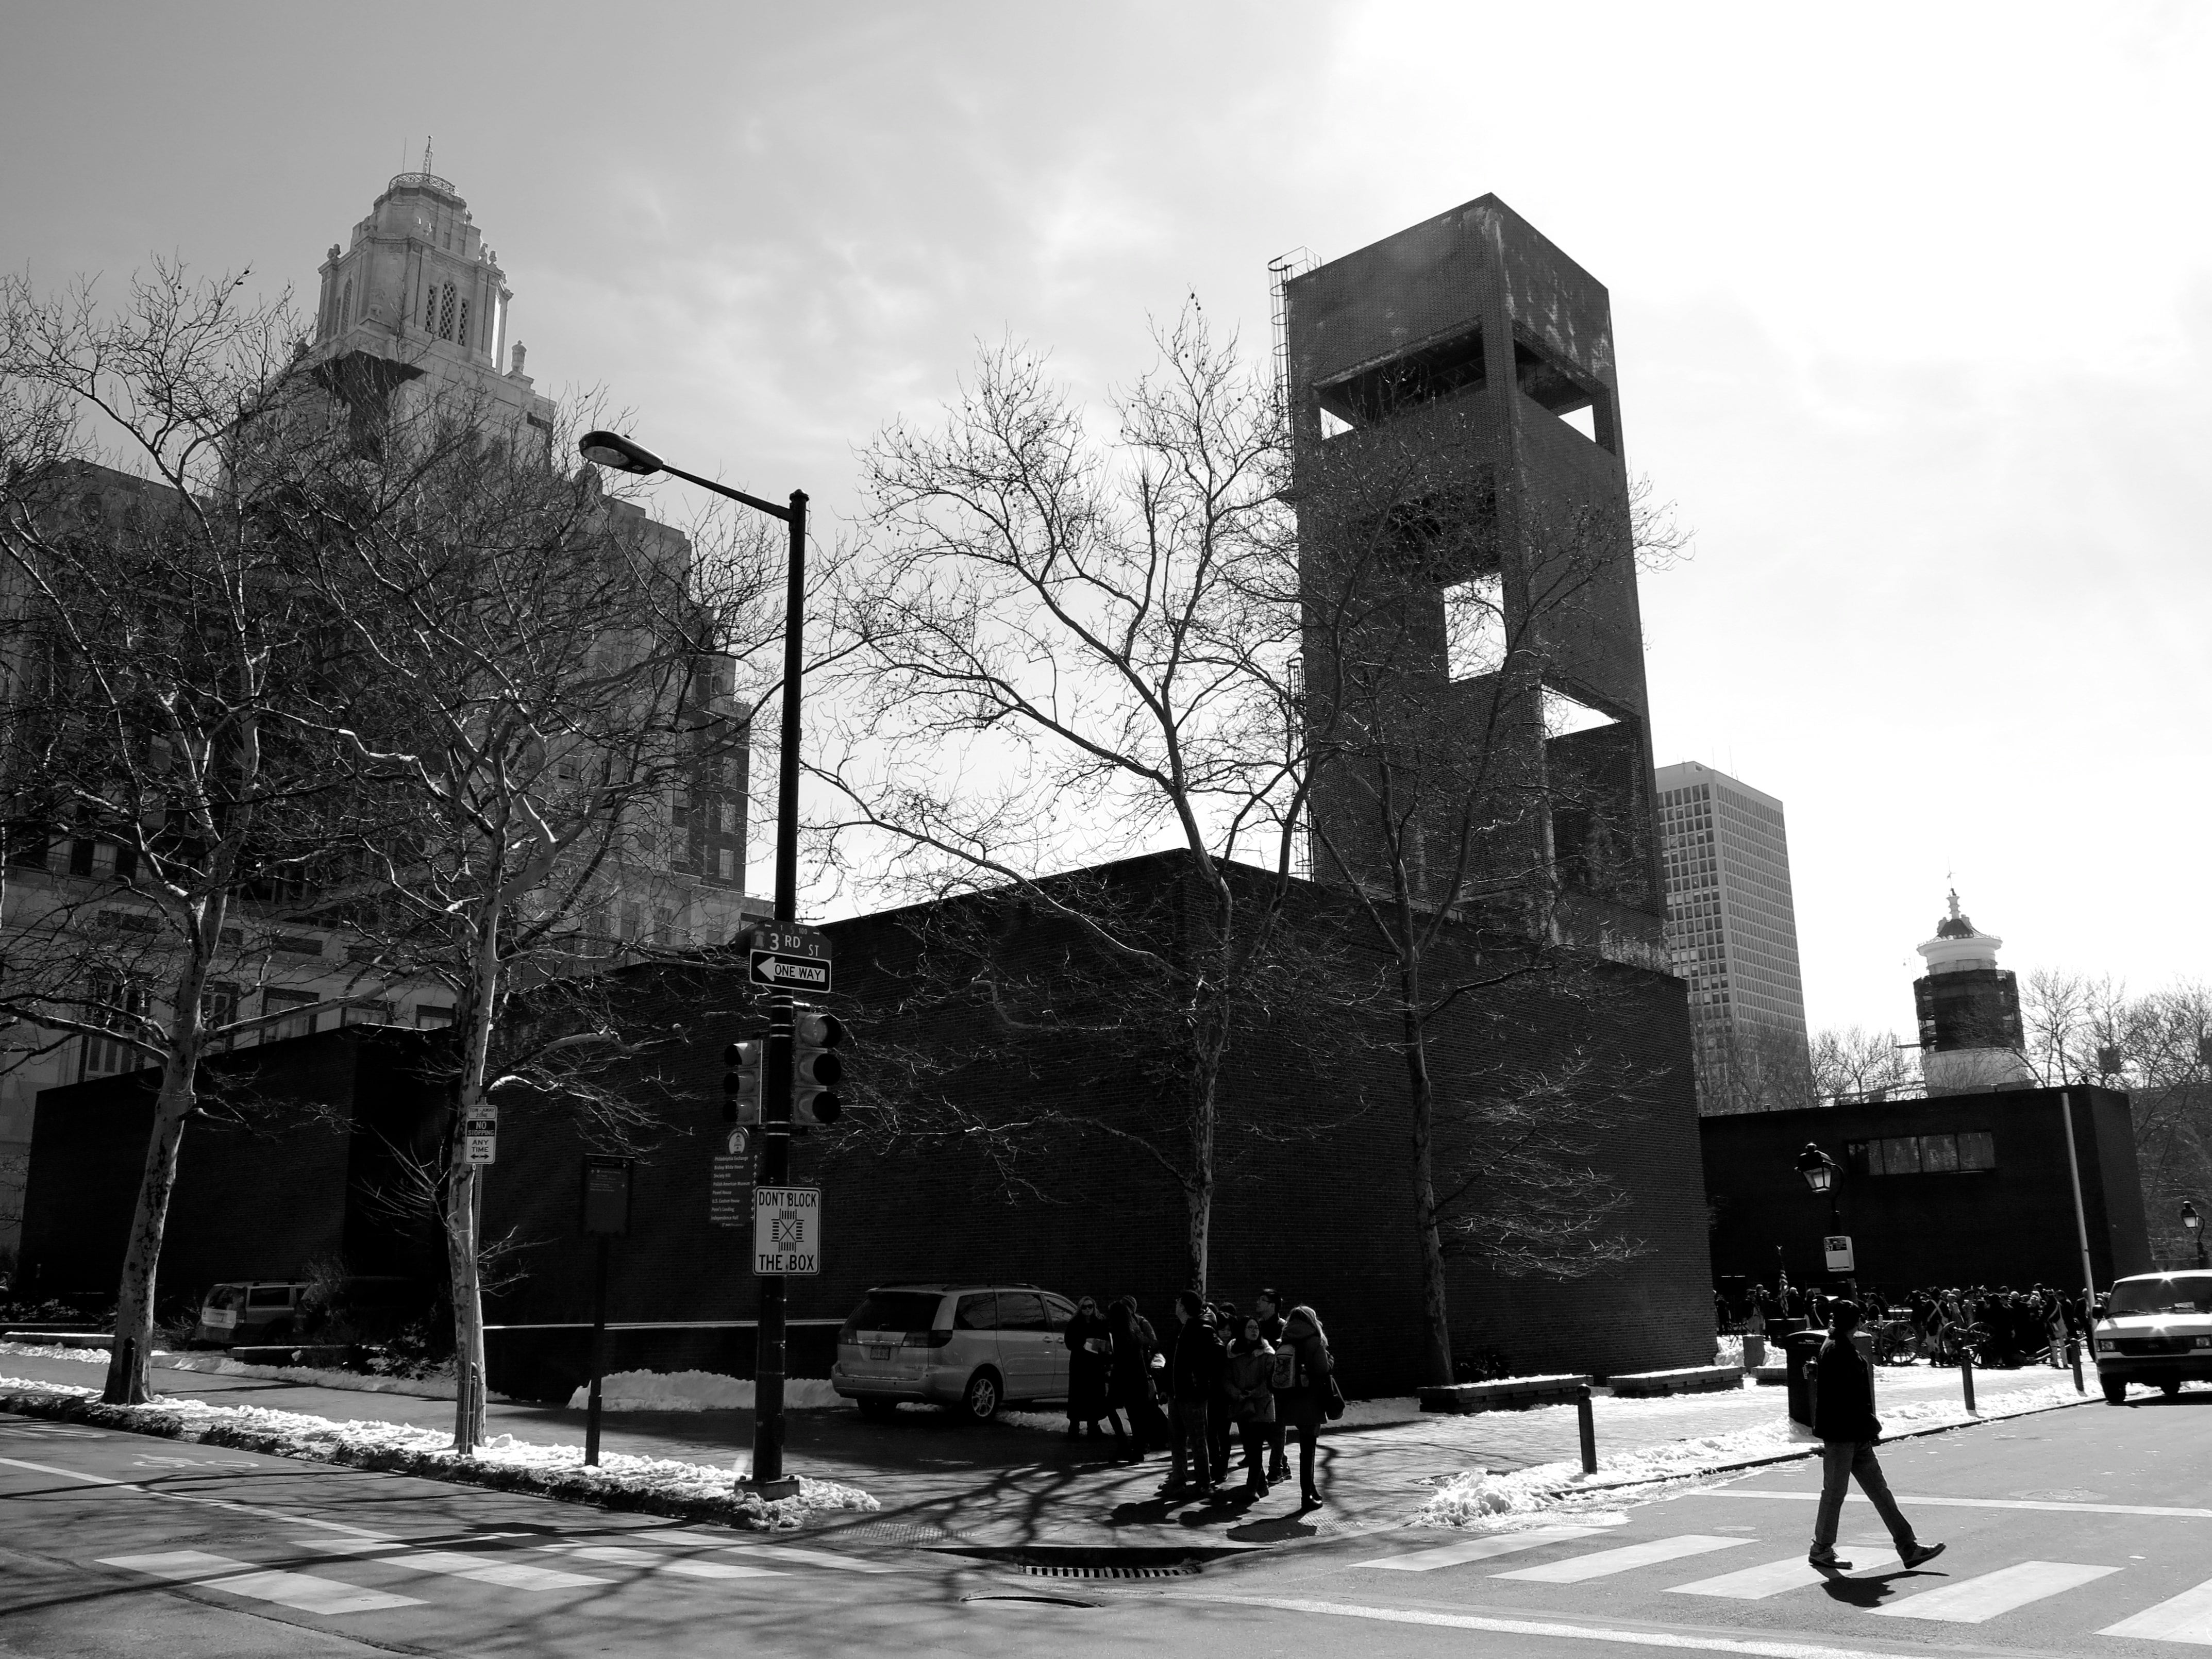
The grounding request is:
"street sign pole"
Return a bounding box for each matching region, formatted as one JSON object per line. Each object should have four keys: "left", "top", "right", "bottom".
{"left": 750, "top": 488, "right": 807, "bottom": 1495}
{"left": 585, "top": 1232, "right": 610, "bottom": 1466}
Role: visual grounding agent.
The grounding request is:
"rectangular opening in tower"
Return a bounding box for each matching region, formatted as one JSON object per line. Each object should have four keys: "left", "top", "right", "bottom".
{"left": 1543, "top": 685, "right": 1645, "bottom": 905}
{"left": 1314, "top": 324, "right": 1485, "bottom": 433}
{"left": 1444, "top": 571, "right": 1504, "bottom": 681}
{"left": 1513, "top": 334, "right": 1614, "bottom": 453}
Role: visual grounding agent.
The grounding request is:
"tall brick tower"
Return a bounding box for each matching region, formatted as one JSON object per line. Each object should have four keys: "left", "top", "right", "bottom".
{"left": 1282, "top": 195, "right": 1663, "bottom": 961}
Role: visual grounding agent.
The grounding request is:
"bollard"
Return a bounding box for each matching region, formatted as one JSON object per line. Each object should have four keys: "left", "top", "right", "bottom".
{"left": 1960, "top": 1351, "right": 1978, "bottom": 1414}
{"left": 2068, "top": 1340, "right": 2085, "bottom": 1395}
{"left": 1577, "top": 1385, "right": 1598, "bottom": 1476}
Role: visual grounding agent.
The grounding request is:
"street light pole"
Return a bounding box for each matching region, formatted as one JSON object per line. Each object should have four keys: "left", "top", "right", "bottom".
{"left": 579, "top": 431, "right": 807, "bottom": 1489}
{"left": 2185, "top": 1199, "right": 2206, "bottom": 1271}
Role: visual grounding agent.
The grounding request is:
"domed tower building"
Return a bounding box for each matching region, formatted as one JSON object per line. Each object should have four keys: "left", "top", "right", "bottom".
{"left": 302, "top": 148, "right": 555, "bottom": 448}
{"left": 1913, "top": 891, "right": 2035, "bottom": 1095}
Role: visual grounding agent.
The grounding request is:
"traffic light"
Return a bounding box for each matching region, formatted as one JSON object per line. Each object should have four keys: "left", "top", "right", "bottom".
{"left": 792, "top": 1006, "right": 846, "bottom": 1126}
{"left": 723, "top": 1039, "right": 762, "bottom": 1124}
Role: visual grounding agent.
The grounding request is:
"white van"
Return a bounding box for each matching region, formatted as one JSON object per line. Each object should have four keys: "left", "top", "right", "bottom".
{"left": 2092, "top": 1271, "right": 2212, "bottom": 1402}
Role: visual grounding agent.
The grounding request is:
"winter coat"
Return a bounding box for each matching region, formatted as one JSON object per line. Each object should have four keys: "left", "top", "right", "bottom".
{"left": 1169, "top": 1319, "right": 1226, "bottom": 1404}
{"left": 1108, "top": 1311, "right": 1158, "bottom": 1410}
{"left": 1809, "top": 1333, "right": 1881, "bottom": 1444}
{"left": 1224, "top": 1340, "right": 1277, "bottom": 1422}
{"left": 1275, "top": 1327, "right": 1334, "bottom": 1430}
{"left": 1064, "top": 1312, "right": 1113, "bottom": 1417}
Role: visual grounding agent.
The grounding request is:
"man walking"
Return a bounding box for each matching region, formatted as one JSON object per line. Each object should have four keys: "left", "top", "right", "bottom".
{"left": 1808, "top": 1301, "right": 1945, "bottom": 1571}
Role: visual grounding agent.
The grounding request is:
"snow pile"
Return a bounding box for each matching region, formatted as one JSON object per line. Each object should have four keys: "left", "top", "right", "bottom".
{"left": 0, "top": 1373, "right": 876, "bottom": 1531}
{"left": 1413, "top": 1377, "right": 2086, "bottom": 1527}
{"left": 0, "top": 1342, "right": 107, "bottom": 1366}
{"left": 563, "top": 1371, "right": 846, "bottom": 1413}
{"left": 1714, "top": 1334, "right": 1744, "bottom": 1366}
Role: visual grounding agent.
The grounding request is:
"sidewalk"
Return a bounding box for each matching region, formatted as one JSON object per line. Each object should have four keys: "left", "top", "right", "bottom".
{"left": 0, "top": 1346, "right": 2091, "bottom": 1555}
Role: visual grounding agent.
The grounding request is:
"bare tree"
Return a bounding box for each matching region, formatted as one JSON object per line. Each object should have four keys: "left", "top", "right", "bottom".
{"left": 824, "top": 313, "right": 1315, "bottom": 1289}
{"left": 1292, "top": 405, "right": 1681, "bottom": 1384}
{"left": 0, "top": 266, "right": 388, "bottom": 1402}
{"left": 278, "top": 392, "right": 779, "bottom": 1451}
{"left": 1809, "top": 1025, "right": 1923, "bottom": 1100}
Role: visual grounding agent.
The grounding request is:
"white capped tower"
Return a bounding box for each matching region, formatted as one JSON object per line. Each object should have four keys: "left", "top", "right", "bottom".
{"left": 1913, "top": 890, "right": 2035, "bottom": 1094}
{"left": 304, "top": 145, "right": 555, "bottom": 444}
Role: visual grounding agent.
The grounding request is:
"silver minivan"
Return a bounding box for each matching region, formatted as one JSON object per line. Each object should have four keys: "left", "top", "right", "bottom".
{"left": 830, "top": 1283, "right": 1077, "bottom": 1420}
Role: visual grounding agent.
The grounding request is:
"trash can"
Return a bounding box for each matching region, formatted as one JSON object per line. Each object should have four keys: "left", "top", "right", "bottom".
{"left": 1741, "top": 1330, "right": 1767, "bottom": 1370}
{"left": 1784, "top": 1328, "right": 1827, "bottom": 1427}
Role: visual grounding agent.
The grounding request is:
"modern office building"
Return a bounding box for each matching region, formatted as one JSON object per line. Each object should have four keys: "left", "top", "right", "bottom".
{"left": 1655, "top": 761, "right": 1811, "bottom": 1113}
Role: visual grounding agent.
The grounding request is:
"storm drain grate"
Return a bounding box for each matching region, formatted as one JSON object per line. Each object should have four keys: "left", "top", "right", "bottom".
{"left": 1018, "top": 1562, "right": 1203, "bottom": 1580}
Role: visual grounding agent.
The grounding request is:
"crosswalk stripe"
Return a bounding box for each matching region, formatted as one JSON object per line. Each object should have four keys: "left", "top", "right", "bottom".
{"left": 99, "top": 1551, "right": 423, "bottom": 1615}
{"left": 2097, "top": 1575, "right": 2212, "bottom": 1644}
{"left": 295, "top": 1538, "right": 608, "bottom": 1592}
{"left": 1363, "top": 1528, "right": 1604, "bottom": 1572}
{"left": 1497, "top": 1535, "right": 1751, "bottom": 1583}
{"left": 1667, "top": 1548, "right": 1902, "bottom": 1600}
{"left": 1873, "top": 1561, "right": 2118, "bottom": 1623}
{"left": 720, "top": 1543, "right": 899, "bottom": 1573}
{"left": 556, "top": 1545, "right": 784, "bottom": 1580}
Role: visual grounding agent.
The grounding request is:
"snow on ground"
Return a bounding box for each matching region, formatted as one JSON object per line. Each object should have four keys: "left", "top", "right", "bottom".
{"left": 0, "top": 1342, "right": 105, "bottom": 1366}
{"left": 0, "top": 1340, "right": 457, "bottom": 1399}
{"left": 0, "top": 1372, "right": 877, "bottom": 1531}
{"left": 564, "top": 1371, "right": 846, "bottom": 1412}
{"left": 1411, "top": 1374, "right": 2089, "bottom": 1528}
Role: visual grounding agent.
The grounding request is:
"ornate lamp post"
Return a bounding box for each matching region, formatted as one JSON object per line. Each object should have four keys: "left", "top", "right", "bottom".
{"left": 2184, "top": 1199, "right": 2206, "bottom": 1270}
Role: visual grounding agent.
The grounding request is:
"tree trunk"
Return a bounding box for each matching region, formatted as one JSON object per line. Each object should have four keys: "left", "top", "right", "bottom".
{"left": 446, "top": 1160, "right": 487, "bottom": 1451}
{"left": 102, "top": 1059, "right": 196, "bottom": 1405}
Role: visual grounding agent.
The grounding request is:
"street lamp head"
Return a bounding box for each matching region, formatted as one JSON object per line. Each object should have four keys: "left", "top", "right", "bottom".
{"left": 578, "top": 430, "right": 663, "bottom": 476}
{"left": 1796, "top": 1142, "right": 1836, "bottom": 1195}
{"left": 2185, "top": 1199, "right": 2203, "bottom": 1234}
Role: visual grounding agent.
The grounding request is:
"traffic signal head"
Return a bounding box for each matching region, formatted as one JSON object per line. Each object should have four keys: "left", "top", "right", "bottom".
{"left": 792, "top": 1008, "right": 846, "bottom": 1126}
{"left": 723, "top": 1038, "right": 762, "bottom": 1124}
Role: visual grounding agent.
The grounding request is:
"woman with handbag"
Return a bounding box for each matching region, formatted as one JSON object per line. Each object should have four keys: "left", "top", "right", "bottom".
{"left": 1275, "top": 1303, "right": 1337, "bottom": 1508}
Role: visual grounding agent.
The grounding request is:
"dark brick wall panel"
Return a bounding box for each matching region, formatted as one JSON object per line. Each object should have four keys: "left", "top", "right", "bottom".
{"left": 1702, "top": 1088, "right": 2150, "bottom": 1293}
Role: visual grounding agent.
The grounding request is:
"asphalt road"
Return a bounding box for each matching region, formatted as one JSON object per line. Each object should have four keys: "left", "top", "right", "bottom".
{"left": 4, "top": 1389, "right": 2209, "bottom": 1657}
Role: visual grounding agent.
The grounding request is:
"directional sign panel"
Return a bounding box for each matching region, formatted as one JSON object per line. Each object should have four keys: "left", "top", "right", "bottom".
{"left": 749, "top": 949, "right": 832, "bottom": 993}
{"left": 709, "top": 1155, "right": 749, "bottom": 1229}
{"left": 464, "top": 1132, "right": 497, "bottom": 1166}
{"left": 753, "top": 1185, "right": 820, "bottom": 1275}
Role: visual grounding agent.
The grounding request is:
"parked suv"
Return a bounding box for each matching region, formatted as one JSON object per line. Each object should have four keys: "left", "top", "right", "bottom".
{"left": 830, "top": 1283, "right": 1078, "bottom": 1420}
{"left": 195, "top": 1281, "right": 312, "bottom": 1347}
{"left": 2093, "top": 1270, "right": 2212, "bottom": 1402}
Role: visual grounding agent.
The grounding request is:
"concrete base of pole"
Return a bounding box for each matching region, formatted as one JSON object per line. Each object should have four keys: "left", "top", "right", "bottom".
{"left": 737, "top": 1476, "right": 803, "bottom": 1501}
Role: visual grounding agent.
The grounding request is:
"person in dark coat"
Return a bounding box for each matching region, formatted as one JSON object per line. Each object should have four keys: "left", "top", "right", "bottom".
{"left": 1224, "top": 1315, "right": 1278, "bottom": 1497}
{"left": 1205, "top": 1301, "right": 1238, "bottom": 1484}
{"left": 1105, "top": 1298, "right": 1155, "bottom": 1462}
{"left": 1164, "top": 1290, "right": 1225, "bottom": 1497}
{"left": 1252, "top": 1288, "right": 1288, "bottom": 1483}
{"left": 1807, "top": 1301, "right": 1944, "bottom": 1571}
{"left": 1273, "top": 1303, "right": 1334, "bottom": 1509}
{"left": 1063, "top": 1296, "right": 1124, "bottom": 1449}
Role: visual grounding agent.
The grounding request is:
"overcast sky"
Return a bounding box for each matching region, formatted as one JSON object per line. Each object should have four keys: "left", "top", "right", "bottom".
{"left": 4, "top": 2, "right": 2206, "bottom": 1036}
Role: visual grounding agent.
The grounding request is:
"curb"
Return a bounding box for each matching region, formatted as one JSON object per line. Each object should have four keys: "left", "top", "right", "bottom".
{"left": 1532, "top": 1389, "right": 2098, "bottom": 1500}
{"left": 0, "top": 1383, "right": 836, "bottom": 1535}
